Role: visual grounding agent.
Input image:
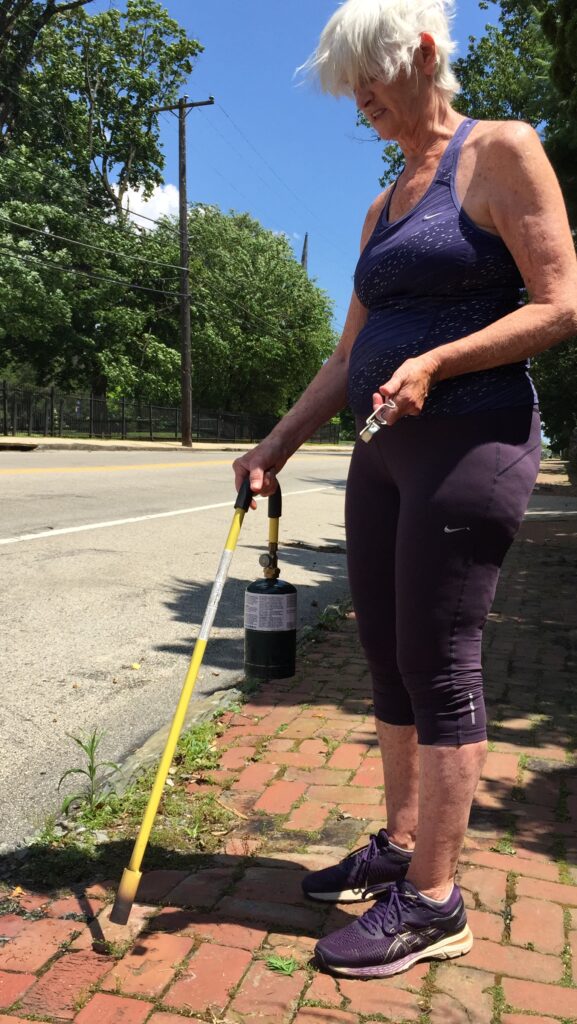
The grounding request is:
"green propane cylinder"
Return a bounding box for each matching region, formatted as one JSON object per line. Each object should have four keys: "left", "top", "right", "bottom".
{"left": 243, "top": 482, "right": 297, "bottom": 680}
{"left": 244, "top": 577, "right": 297, "bottom": 680}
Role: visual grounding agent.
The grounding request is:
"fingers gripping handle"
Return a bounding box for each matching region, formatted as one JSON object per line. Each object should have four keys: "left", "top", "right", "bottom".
{"left": 235, "top": 478, "right": 282, "bottom": 518}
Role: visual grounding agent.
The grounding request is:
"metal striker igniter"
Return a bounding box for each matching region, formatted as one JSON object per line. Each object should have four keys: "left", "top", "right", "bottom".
{"left": 359, "top": 399, "right": 397, "bottom": 443}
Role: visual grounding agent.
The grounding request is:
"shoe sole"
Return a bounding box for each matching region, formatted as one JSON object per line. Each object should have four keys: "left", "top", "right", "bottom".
{"left": 318, "top": 925, "right": 474, "bottom": 978}
{"left": 303, "top": 887, "right": 374, "bottom": 903}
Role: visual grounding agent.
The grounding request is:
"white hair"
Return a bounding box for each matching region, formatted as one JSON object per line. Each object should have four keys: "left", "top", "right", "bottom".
{"left": 303, "top": 0, "right": 460, "bottom": 100}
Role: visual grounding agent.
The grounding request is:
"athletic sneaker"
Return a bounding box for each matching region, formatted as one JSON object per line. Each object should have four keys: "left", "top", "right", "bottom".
{"left": 301, "top": 828, "right": 411, "bottom": 903}
{"left": 315, "top": 879, "right": 473, "bottom": 977}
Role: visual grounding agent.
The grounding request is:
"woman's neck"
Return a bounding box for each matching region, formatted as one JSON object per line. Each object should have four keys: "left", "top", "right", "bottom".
{"left": 395, "top": 97, "right": 463, "bottom": 171}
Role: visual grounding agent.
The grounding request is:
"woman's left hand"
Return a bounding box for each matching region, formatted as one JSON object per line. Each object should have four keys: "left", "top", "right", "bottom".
{"left": 373, "top": 354, "right": 439, "bottom": 426}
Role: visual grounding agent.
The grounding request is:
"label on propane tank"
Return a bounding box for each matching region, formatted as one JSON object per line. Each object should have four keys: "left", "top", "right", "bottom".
{"left": 244, "top": 592, "right": 297, "bottom": 632}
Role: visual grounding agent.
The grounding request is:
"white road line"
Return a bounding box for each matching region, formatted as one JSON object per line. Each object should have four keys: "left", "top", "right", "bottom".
{"left": 0, "top": 487, "right": 335, "bottom": 547}
{"left": 525, "top": 510, "right": 577, "bottom": 518}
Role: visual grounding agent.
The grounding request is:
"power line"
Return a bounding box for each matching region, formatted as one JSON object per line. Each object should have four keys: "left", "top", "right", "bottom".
{"left": 0, "top": 151, "right": 347, "bottom": 332}
{"left": 196, "top": 107, "right": 354, "bottom": 285}
{"left": 0, "top": 185, "right": 344, "bottom": 332}
{"left": 1, "top": 85, "right": 347, "bottom": 330}
{"left": 1, "top": 72, "right": 353, "bottom": 273}
{"left": 0, "top": 212, "right": 187, "bottom": 271}
{"left": 0, "top": 243, "right": 185, "bottom": 298}
{"left": 216, "top": 103, "right": 352, "bottom": 262}
{"left": 1, "top": 89, "right": 353, "bottom": 315}
{"left": 0, "top": 238, "right": 334, "bottom": 334}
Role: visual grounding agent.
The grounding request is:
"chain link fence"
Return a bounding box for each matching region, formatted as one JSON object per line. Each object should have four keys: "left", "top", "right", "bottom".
{"left": 0, "top": 383, "right": 340, "bottom": 445}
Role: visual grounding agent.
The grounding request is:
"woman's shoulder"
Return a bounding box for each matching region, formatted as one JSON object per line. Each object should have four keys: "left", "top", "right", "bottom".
{"left": 462, "top": 119, "right": 545, "bottom": 194}
{"left": 469, "top": 118, "right": 541, "bottom": 158}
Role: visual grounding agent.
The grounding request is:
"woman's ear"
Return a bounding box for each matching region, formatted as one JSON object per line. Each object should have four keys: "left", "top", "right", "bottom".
{"left": 419, "top": 32, "right": 438, "bottom": 76}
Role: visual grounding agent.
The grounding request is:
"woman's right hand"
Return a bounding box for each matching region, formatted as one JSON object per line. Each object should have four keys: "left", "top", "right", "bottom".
{"left": 232, "top": 437, "right": 289, "bottom": 510}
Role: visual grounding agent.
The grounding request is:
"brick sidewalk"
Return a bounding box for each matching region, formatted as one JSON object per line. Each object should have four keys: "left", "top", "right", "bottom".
{"left": 1, "top": 516, "right": 576, "bottom": 1023}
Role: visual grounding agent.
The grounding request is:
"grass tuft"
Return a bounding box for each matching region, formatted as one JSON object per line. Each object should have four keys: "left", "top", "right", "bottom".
{"left": 265, "top": 954, "right": 301, "bottom": 976}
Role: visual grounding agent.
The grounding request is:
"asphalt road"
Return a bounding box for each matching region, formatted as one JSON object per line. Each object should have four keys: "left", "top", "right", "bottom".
{"left": 0, "top": 448, "right": 351, "bottom": 851}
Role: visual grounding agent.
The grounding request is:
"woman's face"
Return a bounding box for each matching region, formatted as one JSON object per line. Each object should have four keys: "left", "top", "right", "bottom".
{"left": 352, "top": 36, "right": 437, "bottom": 142}
{"left": 353, "top": 74, "right": 418, "bottom": 141}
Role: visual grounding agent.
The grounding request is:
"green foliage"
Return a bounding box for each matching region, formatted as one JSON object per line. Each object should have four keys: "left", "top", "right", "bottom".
{"left": 265, "top": 954, "right": 301, "bottom": 976}
{"left": 0, "top": 2, "right": 95, "bottom": 146}
{"left": 453, "top": 2, "right": 556, "bottom": 125}
{"left": 0, "top": 169, "right": 335, "bottom": 411}
{"left": 0, "top": 148, "right": 151, "bottom": 394}
{"left": 58, "top": 729, "right": 120, "bottom": 817}
{"left": 175, "top": 720, "right": 221, "bottom": 774}
{"left": 0, "top": 2, "right": 337, "bottom": 415}
{"left": 136, "top": 205, "right": 337, "bottom": 415}
{"left": 5, "top": 0, "right": 202, "bottom": 215}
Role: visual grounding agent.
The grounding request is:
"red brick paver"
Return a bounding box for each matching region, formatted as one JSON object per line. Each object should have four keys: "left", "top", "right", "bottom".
{"left": 164, "top": 942, "right": 252, "bottom": 1013}
{"left": 0, "top": 971, "right": 36, "bottom": 1008}
{"left": 510, "top": 896, "right": 566, "bottom": 955}
{"left": 18, "top": 951, "right": 113, "bottom": 1019}
{"left": 228, "top": 961, "right": 306, "bottom": 1023}
{"left": 502, "top": 976, "right": 577, "bottom": 1018}
{"left": 101, "top": 933, "right": 194, "bottom": 997}
{"left": 75, "top": 993, "right": 154, "bottom": 1024}
{"left": 294, "top": 1011, "right": 357, "bottom": 1024}
{"left": 339, "top": 979, "right": 422, "bottom": 1020}
{"left": 254, "top": 780, "right": 307, "bottom": 813}
{"left": 0, "top": 918, "right": 78, "bottom": 972}
{"left": 502, "top": 1016, "right": 560, "bottom": 1024}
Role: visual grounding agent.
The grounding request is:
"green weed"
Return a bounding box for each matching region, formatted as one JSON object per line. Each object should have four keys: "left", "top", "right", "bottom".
{"left": 266, "top": 954, "right": 300, "bottom": 976}
{"left": 490, "top": 824, "right": 517, "bottom": 857}
{"left": 175, "top": 721, "right": 220, "bottom": 774}
{"left": 58, "top": 729, "right": 120, "bottom": 818}
{"left": 100, "top": 937, "right": 133, "bottom": 960}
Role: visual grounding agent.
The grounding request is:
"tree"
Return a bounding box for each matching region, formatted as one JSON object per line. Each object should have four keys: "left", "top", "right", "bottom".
{"left": 0, "top": 143, "right": 337, "bottom": 411}
{"left": 133, "top": 206, "right": 337, "bottom": 416}
{"left": 4, "top": 0, "right": 202, "bottom": 216}
{"left": 0, "top": 1, "right": 95, "bottom": 145}
{"left": 538, "top": 0, "right": 577, "bottom": 220}
{"left": 453, "top": 0, "right": 577, "bottom": 221}
{"left": 0, "top": 146, "right": 155, "bottom": 394}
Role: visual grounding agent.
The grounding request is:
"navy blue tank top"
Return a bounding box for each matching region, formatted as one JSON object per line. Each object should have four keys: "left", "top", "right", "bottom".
{"left": 348, "top": 118, "right": 537, "bottom": 416}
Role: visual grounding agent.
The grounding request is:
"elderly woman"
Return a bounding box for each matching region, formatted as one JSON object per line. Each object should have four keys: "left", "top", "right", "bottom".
{"left": 233, "top": 0, "right": 577, "bottom": 979}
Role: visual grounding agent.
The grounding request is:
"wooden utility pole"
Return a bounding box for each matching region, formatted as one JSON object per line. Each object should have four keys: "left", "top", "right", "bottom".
{"left": 153, "top": 94, "right": 214, "bottom": 447}
{"left": 301, "top": 232, "right": 309, "bottom": 273}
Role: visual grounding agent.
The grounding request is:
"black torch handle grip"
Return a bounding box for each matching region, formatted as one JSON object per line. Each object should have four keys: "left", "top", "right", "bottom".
{"left": 268, "top": 482, "right": 282, "bottom": 519}
{"left": 234, "top": 478, "right": 282, "bottom": 517}
{"left": 234, "top": 478, "right": 254, "bottom": 512}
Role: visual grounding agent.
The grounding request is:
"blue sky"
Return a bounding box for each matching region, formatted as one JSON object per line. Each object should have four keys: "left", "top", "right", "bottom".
{"left": 95, "top": 1, "right": 495, "bottom": 333}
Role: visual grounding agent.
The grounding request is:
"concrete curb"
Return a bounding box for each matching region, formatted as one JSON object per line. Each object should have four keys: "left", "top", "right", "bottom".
{"left": 0, "top": 436, "right": 353, "bottom": 454}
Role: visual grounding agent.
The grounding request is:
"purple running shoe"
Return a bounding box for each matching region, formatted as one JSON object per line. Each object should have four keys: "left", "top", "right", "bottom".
{"left": 315, "top": 879, "right": 473, "bottom": 977}
{"left": 301, "top": 829, "right": 411, "bottom": 903}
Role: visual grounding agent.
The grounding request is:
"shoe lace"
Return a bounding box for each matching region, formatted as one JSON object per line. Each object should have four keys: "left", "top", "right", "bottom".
{"left": 359, "top": 884, "right": 418, "bottom": 937}
{"left": 349, "top": 833, "right": 383, "bottom": 889}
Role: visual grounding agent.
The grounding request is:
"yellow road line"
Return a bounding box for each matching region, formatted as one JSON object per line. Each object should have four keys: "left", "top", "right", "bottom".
{"left": 0, "top": 458, "right": 237, "bottom": 476}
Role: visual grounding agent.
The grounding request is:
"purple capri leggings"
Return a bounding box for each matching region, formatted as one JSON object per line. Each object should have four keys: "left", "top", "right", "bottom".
{"left": 345, "top": 406, "right": 541, "bottom": 746}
